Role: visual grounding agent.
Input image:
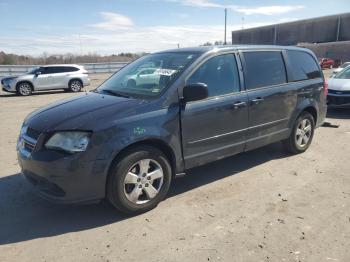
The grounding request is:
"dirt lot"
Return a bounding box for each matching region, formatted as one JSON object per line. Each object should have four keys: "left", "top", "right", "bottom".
{"left": 0, "top": 70, "right": 349, "bottom": 262}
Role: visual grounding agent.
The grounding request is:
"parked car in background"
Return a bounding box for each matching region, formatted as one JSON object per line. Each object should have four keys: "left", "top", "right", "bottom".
{"left": 124, "top": 68, "right": 159, "bottom": 88}
{"left": 319, "top": 58, "right": 335, "bottom": 69}
{"left": 328, "top": 66, "right": 350, "bottom": 108}
{"left": 332, "top": 62, "right": 350, "bottom": 75}
{"left": 1, "top": 64, "right": 90, "bottom": 96}
{"left": 17, "top": 46, "right": 326, "bottom": 214}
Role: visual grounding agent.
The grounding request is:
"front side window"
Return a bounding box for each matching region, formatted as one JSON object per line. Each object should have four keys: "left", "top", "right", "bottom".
{"left": 334, "top": 67, "right": 350, "bottom": 79}
{"left": 187, "top": 54, "right": 240, "bottom": 97}
{"left": 287, "top": 50, "right": 321, "bottom": 81}
{"left": 97, "top": 52, "right": 199, "bottom": 98}
{"left": 243, "top": 51, "right": 287, "bottom": 90}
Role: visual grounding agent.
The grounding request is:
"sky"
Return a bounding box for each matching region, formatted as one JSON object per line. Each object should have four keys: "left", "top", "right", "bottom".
{"left": 0, "top": 0, "right": 349, "bottom": 56}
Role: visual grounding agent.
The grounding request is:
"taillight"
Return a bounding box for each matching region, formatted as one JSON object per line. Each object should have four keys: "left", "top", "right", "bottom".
{"left": 324, "top": 79, "right": 328, "bottom": 97}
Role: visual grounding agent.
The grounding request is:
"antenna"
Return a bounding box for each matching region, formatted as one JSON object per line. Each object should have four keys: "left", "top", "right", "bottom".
{"left": 224, "top": 8, "right": 227, "bottom": 45}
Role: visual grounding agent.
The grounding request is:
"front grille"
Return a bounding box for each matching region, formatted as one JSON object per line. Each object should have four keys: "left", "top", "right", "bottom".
{"left": 328, "top": 95, "right": 350, "bottom": 105}
{"left": 328, "top": 89, "right": 350, "bottom": 95}
{"left": 24, "top": 141, "right": 35, "bottom": 152}
{"left": 26, "top": 127, "right": 41, "bottom": 140}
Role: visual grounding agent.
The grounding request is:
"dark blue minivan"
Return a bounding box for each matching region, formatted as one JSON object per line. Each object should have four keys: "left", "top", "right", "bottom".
{"left": 17, "top": 46, "right": 327, "bottom": 214}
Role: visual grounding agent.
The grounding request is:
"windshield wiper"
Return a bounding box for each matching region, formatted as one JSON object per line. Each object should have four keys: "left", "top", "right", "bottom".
{"left": 100, "top": 89, "right": 130, "bottom": 98}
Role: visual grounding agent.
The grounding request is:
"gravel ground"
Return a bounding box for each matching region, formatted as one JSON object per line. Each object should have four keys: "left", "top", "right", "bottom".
{"left": 0, "top": 70, "right": 349, "bottom": 262}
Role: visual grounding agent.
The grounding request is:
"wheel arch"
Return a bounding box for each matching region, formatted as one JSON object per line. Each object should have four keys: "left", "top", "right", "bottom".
{"left": 16, "top": 80, "right": 34, "bottom": 91}
{"left": 106, "top": 138, "right": 177, "bottom": 184}
{"left": 289, "top": 101, "right": 318, "bottom": 131}
{"left": 68, "top": 78, "right": 83, "bottom": 87}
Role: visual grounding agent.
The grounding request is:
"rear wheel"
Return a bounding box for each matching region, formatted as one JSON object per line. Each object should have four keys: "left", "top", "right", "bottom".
{"left": 107, "top": 146, "right": 172, "bottom": 215}
{"left": 283, "top": 112, "right": 315, "bottom": 154}
{"left": 17, "top": 82, "right": 33, "bottom": 96}
{"left": 68, "top": 80, "right": 82, "bottom": 92}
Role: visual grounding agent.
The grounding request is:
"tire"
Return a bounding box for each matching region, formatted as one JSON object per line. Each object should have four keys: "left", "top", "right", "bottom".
{"left": 127, "top": 79, "right": 136, "bottom": 88}
{"left": 283, "top": 112, "right": 315, "bottom": 154}
{"left": 107, "top": 146, "right": 172, "bottom": 215}
{"left": 17, "top": 82, "right": 33, "bottom": 96}
{"left": 68, "top": 79, "right": 82, "bottom": 92}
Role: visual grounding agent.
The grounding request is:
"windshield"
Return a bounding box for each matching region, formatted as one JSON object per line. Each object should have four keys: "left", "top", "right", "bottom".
{"left": 334, "top": 66, "right": 350, "bottom": 79}
{"left": 340, "top": 62, "right": 350, "bottom": 68}
{"left": 97, "top": 52, "right": 199, "bottom": 98}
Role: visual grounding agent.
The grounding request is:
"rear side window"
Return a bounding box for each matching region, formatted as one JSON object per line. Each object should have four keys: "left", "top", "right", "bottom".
{"left": 287, "top": 51, "right": 321, "bottom": 81}
{"left": 242, "top": 51, "right": 287, "bottom": 90}
{"left": 187, "top": 54, "right": 240, "bottom": 97}
{"left": 64, "top": 66, "right": 80, "bottom": 72}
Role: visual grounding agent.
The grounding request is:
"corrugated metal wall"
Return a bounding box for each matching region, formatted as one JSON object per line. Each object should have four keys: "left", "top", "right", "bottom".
{"left": 232, "top": 13, "right": 350, "bottom": 45}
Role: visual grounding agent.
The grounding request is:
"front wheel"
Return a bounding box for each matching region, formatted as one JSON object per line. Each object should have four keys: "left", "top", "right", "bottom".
{"left": 107, "top": 146, "right": 172, "bottom": 215}
{"left": 17, "top": 82, "right": 33, "bottom": 96}
{"left": 283, "top": 112, "right": 315, "bottom": 154}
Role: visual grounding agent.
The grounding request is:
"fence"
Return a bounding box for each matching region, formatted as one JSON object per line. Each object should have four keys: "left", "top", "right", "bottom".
{"left": 0, "top": 62, "right": 129, "bottom": 77}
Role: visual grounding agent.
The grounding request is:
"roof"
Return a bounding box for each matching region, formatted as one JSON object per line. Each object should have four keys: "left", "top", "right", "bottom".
{"left": 42, "top": 64, "right": 82, "bottom": 67}
{"left": 154, "top": 45, "right": 311, "bottom": 54}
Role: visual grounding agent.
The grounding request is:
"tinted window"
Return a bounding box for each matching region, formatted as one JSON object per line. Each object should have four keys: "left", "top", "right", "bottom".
{"left": 243, "top": 51, "right": 287, "bottom": 89}
{"left": 187, "top": 54, "right": 240, "bottom": 97}
{"left": 42, "top": 67, "right": 62, "bottom": 74}
{"left": 63, "top": 66, "right": 79, "bottom": 72}
{"left": 288, "top": 51, "right": 321, "bottom": 81}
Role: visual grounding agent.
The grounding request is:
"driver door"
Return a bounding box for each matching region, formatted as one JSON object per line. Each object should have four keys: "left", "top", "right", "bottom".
{"left": 180, "top": 53, "right": 249, "bottom": 169}
{"left": 32, "top": 67, "right": 53, "bottom": 90}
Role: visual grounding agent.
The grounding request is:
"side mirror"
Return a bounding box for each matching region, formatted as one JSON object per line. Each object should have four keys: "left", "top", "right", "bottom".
{"left": 35, "top": 71, "right": 42, "bottom": 76}
{"left": 183, "top": 83, "right": 208, "bottom": 102}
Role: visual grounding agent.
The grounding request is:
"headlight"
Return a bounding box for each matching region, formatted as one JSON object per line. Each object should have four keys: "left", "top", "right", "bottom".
{"left": 45, "top": 131, "right": 91, "bottom": 153}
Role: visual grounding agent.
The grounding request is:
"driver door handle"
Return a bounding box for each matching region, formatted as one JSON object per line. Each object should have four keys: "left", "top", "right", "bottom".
{"left": 251, "top": 97, "right": 264, "bottom": 104}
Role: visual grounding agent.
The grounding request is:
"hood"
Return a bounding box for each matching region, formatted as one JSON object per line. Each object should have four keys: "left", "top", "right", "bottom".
{"left": 328, "top": 78, "right": 350, "bottom": 91}
{"left": 25, "top": 92, "right": 151, "bottom": 132}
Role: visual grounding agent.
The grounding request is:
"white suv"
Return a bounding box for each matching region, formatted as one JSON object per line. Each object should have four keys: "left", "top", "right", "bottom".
{"left": 1, "top": 64, "right": 90, "bottom": 96}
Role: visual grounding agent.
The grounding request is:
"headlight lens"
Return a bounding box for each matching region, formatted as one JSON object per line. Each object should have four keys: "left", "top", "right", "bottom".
{"left": 45, "top": 131, "right": 91, "bottom": 153}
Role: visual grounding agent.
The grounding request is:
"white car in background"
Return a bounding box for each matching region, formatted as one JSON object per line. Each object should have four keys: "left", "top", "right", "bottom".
{"left": 124, "top": 68, "right": 160, "bottom": 88}
{"left": 332, "top": 62, "right": 350, "bottom": 75}
{"left": 328, "top": 65, "right": 350, "bottom": 108}
{"left": 1, "top": 64, "right": 90, "bottom": 96}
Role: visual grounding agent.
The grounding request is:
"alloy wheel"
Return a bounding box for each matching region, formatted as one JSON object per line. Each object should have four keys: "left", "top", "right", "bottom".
{"left": 19, "top": 83, "right": 32, "bottom": 96}
{"left": 123, "top": 159, "right": 164, "bottom": 205}
{"left": 70, "top": 81, "right": 81, "bottom": 92}
{"left": 295, "top": 119, "right": 312, "bottom": 147}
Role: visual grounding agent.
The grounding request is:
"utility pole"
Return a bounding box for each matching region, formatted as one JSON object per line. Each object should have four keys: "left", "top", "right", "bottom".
{"left": 224, "top": 8, "right": 227, "bottom": 45}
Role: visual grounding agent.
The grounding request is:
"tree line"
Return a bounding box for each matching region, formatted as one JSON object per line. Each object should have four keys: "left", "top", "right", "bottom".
{"left": 0, "top": 51, "right": 146, "bottom": 65}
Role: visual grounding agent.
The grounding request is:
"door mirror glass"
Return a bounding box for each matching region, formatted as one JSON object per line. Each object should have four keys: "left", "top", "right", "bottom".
{"left": 183, "top": 83, "right": 208, "bottom": 102}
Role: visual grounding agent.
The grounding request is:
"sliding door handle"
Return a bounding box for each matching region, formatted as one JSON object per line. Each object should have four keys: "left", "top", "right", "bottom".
{"left": 233, "top": 101, "right": 247, "bottom": 109}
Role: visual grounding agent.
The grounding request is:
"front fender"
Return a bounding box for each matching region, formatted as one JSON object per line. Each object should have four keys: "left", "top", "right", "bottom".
{"left": 94, "top": 105, "right": 183, "bottom": 179}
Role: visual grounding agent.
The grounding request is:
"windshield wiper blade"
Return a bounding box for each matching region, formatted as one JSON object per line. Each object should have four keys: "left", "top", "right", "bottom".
{"left": 100, "top": 89, "right": 130, "bottom": 98}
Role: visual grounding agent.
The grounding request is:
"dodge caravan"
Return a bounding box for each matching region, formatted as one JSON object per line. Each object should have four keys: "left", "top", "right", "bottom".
{"left": 17, "top": 46, "right": 327, "bottom": 214}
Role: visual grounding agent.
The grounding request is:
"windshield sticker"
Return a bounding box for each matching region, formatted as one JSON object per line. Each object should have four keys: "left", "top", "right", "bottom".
{"left": 154, "top": 69, "right": 177, "bottom": 76}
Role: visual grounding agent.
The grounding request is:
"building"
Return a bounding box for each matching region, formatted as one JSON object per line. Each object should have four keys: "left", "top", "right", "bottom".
{"left": 231, "top": 13, "right": 350, "bottom": 61}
